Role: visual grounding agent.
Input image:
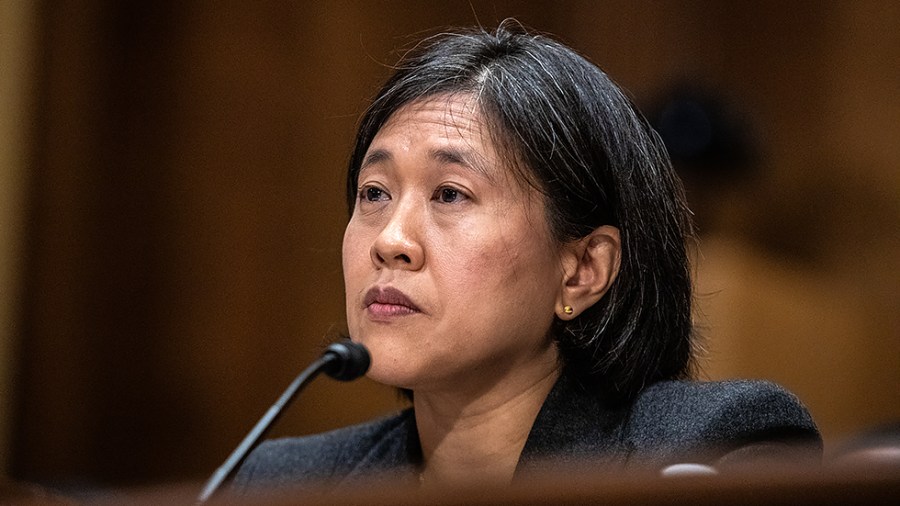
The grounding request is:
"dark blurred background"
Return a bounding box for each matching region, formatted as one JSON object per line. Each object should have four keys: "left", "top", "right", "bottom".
{"left": 1, "top": 0, "right": 898, "bottom": 493}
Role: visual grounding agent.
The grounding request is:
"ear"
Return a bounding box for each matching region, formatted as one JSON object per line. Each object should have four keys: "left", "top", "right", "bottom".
{"left": 556, "top": 225, "right": 621, "bottom": 320}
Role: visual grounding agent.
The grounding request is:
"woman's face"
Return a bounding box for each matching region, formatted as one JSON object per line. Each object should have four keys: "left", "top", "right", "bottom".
{"left": 342, "top": 94, "right": 563, "bottom": 395}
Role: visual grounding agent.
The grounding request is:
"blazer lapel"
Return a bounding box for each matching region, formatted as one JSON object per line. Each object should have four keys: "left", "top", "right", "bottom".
{"left": 516, "top": 373, "right": 631, "bottom": 477}
{"left": 339, "top": 409, "right": 422, "bottom": 487}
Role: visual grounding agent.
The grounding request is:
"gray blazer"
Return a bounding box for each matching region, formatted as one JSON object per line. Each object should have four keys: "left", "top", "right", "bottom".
{"left": 233, "top": 374, "right": 821, "bottom": 493}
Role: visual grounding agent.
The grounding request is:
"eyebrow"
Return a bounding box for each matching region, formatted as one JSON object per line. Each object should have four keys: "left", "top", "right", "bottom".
{"left": 360, "top": 146, "right": 493, "bottom": 181}
{"left": 360, "top": 149, "right": 391, "bottom": 172}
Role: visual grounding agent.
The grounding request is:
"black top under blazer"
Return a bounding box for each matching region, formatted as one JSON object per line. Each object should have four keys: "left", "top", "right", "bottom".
{"left": 233, "top": 374, "right": 821, "bottom": 494}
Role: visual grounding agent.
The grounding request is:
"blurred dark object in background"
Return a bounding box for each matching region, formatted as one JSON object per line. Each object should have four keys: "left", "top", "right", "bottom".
{"left": 649, "top": 85, "right": 759, "bottom": 234}
{"left": 651, "top": 85, "right": 757, "bottom": 181}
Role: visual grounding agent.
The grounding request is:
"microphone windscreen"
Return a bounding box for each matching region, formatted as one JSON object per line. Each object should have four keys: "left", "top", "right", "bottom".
{"left": 323, "top": 340, "right": 371, "bottom": 381}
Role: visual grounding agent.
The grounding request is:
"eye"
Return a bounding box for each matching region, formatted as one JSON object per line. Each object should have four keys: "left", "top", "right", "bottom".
{"left": 359, "top": 185, "right": 389, "bottom": 203}
{"left": 435, "top": 186, "right": 466, "bottom": 204}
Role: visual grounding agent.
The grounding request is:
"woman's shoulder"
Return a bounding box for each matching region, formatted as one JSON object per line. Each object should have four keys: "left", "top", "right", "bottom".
{"left": 632, "top": 379, "right": 817, "bottom": 428}
{"left": 624, "top": 379, "right": 822, "bottom": 467}
{"left": 232, "top": 408, "right": 416, "bottom": 493}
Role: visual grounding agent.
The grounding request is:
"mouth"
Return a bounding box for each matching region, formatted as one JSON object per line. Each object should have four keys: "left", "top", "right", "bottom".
{"left": 363, "top": 286, "right": 421, "bottom": 318}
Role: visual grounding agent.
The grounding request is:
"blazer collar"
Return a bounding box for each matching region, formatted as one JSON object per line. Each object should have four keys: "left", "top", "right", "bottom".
{"left": 338, "top": 373, "right": 631, "bottom": 484}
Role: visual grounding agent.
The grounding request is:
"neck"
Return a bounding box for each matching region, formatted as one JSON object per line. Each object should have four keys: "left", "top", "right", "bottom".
{"left": 413, "top": 363, "right": 560, "bottom": 488}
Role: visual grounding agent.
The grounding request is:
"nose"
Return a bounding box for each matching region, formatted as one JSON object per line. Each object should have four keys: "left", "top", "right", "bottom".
{"left": 370, "top": 202, "right": 425, "bottom": 271}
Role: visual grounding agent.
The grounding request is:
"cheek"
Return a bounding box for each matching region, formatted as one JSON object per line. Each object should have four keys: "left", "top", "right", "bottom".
{"left": 342, "top": 224, "right": 370, "bottom": 335}
{"left": 342, "top": 222, "right": 367, "bottom": 270}
{"left": 446, "top": 224, "right": 558, "bottom": 303}
{"left": 435, "top": 225, "right": 498, "bottom": 277}
{"left": 342, "top": 222, "right": 371, "bottom": 301}
{"left": 498, "top": 230, "right": 560, "bottom": 305}
{"left": 340, "top": 232, "right": 354, "bottom": 276}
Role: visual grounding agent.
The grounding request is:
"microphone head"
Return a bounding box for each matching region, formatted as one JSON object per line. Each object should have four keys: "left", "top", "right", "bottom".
{"left": 322, "top": 340, "right": 370, "bottom": 381}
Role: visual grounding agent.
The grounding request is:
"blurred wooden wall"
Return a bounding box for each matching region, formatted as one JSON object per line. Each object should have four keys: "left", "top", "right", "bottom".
{"left": 5, "top": 0, "right": 899, "bottom": 489}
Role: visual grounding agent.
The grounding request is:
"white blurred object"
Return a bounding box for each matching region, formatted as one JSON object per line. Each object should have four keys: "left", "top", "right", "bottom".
{"left": 660, "top": 463, "right": 719, "bottom": 477}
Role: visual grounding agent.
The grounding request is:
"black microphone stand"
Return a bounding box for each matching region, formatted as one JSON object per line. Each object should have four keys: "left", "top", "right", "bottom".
{"left": 197, "top": 340, "right": 369, "bottom": 503}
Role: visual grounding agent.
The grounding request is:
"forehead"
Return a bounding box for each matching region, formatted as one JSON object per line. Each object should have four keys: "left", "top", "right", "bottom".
{"left": 364, "top": 94, "right": 500, "bottom": 175}
{"left": 376, "top": 93, "right": 487, "bottom": 142}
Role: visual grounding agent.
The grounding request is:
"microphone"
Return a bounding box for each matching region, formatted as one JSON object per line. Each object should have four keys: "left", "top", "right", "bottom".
{"left": 197, "top": 339, "right": 370, "bottom": 503}
{"left": 322, "top": 340, "right": 371, "bottom": 381}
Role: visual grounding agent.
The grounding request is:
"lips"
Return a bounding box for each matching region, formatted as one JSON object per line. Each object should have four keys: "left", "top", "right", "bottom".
{"left": 363, "top": 286, "right": 420, "bottom": 318}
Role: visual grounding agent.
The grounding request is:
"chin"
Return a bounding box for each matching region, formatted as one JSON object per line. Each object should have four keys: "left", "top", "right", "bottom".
{"left": 352, "top": 337, "right": 406, "bottom": 386}
{"left": 352, "top": 327, "right": 445, "bottom": 390}
{"left": 366, "top": 354, "right": 426, "bottom": 391}
{"left": 365, "top": 365, "right": 417, "bottom": 390}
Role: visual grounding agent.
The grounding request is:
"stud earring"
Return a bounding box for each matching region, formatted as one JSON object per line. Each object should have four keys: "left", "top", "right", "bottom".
{"left": 563, "top": 305, "right": 574, "bottom": 315}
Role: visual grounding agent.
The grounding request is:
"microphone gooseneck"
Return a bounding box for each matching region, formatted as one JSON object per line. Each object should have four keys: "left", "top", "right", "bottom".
{"left": 197, "top": 339, "right": 370, "bottom": 503}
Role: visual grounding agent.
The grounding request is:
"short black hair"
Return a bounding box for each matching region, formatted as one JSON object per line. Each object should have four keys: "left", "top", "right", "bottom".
{"left": 347, "top": 22, "right": 695, "bottom": 403}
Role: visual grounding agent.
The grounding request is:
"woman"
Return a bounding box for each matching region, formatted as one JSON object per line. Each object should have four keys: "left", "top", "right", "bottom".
{"left": 235, "top": 23, "right": 820, "bottom": 492}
